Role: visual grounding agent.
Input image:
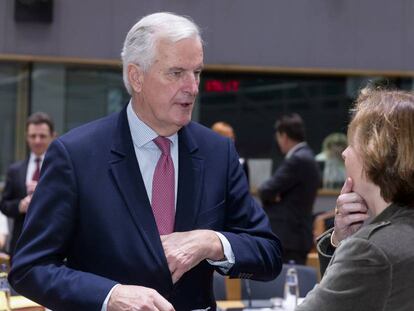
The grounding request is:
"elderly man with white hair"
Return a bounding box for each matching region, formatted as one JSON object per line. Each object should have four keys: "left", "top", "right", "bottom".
{"left": 9, "top": 12, "right": 282, "bottom": 311}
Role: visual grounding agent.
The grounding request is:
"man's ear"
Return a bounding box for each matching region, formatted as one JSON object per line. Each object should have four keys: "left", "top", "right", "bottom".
{"left": 128, "top": 63, "right": 144, "bottom": 93}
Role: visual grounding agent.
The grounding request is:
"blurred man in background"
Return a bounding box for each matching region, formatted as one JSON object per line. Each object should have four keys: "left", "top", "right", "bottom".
{"left": 259, "top": 113, "right": 320, "bottom": 265}
{"left": 0, "top": 112, "right": 55, "bottom": 256}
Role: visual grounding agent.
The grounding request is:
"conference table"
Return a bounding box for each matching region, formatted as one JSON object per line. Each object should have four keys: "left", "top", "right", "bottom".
{"left": 0, "top": 294, "right": 44, "bottom": 311}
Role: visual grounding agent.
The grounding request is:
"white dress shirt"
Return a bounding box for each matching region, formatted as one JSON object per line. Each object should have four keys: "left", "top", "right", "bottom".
{"left": 0, "top": 213, "right": 8, "bottom": 236}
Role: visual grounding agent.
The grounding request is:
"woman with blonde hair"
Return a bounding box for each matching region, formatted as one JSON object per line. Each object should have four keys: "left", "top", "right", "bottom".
{"left": 297, "top": 89, "right": 414, "bottom": 311}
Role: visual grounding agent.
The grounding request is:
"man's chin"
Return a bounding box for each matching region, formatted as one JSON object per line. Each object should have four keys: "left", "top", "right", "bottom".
{"left": 175, "top": 121, "right": 191, "bottom": 132}
{"left": 176, "top": 115, "right": 192, "bottom": 127}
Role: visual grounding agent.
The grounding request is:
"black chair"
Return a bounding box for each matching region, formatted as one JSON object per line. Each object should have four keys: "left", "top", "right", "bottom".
{"left": 241, "top": 264, "right": 318, "bottom": 299}
{"left": 213, "top": 272, "right": 227, "bottom": 300}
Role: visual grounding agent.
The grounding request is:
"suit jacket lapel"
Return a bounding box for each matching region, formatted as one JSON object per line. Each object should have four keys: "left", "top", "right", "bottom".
{"left": 108, "top": 107, "right": 172, "bottom": 287}
{"left": 20, "top": 159, "right": 29, "bottom": 195}
{"left": 174, "top": 125, "right": 204, "bottom": 232}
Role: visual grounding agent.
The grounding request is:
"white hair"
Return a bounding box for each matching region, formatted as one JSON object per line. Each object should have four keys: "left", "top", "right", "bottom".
{"left": 121, "top": 12, "right": 202, "bottom": 94}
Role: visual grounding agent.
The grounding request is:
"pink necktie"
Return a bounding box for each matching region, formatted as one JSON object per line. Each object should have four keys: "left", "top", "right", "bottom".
{"left": 152, "top": 136, "right": 175, "bottom": 235}
{"left": 32, "top": 157, "right": 41, "bottom": 181}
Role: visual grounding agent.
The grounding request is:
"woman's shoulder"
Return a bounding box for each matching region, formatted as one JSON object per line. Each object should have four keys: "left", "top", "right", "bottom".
{"left": 353, "top": 220, "right": 392, "bottom": 241}
{"left": 351, "top": 210, "right": 414, "bottom": 263}
{"left": 355, "top": 204, "right": 414, "bottom": 240}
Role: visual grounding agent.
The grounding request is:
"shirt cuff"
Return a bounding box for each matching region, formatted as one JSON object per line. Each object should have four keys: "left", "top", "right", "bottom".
{"left": 317, "top": 228, "right": 336, "bottom": 258}
{"left": 206, "top": 231, "right": 235, "bottom": 273}
{"left": 101, "top": 284, "right": 120, "bottom": 311}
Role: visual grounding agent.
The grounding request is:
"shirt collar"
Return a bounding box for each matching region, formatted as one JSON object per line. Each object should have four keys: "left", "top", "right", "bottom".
{"left": 370, "top": 202, "right": 401, "bottom": 224}
{"left": 286, "top": 141, "right": 307, "bottom": 159}
{"left": 126, "top": 101, "right": 177, "bottom": 148}
{"left": 29, "top": 152, "right": 45, "bottom": 162}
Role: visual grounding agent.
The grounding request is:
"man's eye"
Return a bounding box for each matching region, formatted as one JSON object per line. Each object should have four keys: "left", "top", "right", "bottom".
{"left": 170, "top": 71, "right": 182, "bottom": 77}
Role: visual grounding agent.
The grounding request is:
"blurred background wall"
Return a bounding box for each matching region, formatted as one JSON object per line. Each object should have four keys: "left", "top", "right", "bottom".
{"left": 1, "top": 0, "right": 413, "bottom": 71}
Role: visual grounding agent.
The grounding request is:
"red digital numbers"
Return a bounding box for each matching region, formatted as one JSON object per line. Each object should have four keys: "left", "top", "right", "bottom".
{"left": 205, "top": 80, "right": 240, "bottom": 92}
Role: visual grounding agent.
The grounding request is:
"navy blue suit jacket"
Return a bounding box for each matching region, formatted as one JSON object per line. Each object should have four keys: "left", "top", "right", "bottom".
{"left": 10, "top": 107, "right": 282, "bottom": 311}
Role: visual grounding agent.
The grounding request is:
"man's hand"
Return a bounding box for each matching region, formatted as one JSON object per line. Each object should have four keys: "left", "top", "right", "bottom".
{"left": 161, "top": 230, "right": 224, "bottom": 284}
{"left": 19, "top": 181, "right": 39, "bottom": 214}
{"left": 107, "top": 285, "right": 174, "bottom": 311}
{"left": 19, "top": 195, "right": 31, "bottom": 214}
{"left": 332, "top": 177, "right": 370, "bottom": 245}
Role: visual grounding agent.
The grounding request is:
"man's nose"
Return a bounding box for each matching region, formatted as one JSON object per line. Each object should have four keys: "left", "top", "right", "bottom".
{"left": 183, "top": 73, "right": 199, "bottom": 96}
{"left": 34, "top": 136, "right": 43, "bottom": 144}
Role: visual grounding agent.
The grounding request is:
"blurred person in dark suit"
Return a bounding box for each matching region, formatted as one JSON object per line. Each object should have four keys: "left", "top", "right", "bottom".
{"left": 0, "top": 112, "right": 55, "bottom": 256}
{"left": 258, "top": 113, "right": 320, "bottom": 265}
{"left": 9, "top": 12, "right": 282, "bottom": 311}
{"left": 211, "top": 121, "right": 249, "bottom": 183}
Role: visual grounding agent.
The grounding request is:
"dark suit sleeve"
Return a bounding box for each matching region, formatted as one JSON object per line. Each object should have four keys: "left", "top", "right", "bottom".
{"left": 9, "top": 139, "right": 117, "bottom": 311}
{"left": 0, "top": 165, "right": 24, "bottom": 218}
{"left": 258, "top": 156, "right": 301, "bottom": 204}
{"left": 219, "top": 140, "right": 283, "bottom": 281}
{"left": 296, "top": 238, "right": 391, "bottom": 311}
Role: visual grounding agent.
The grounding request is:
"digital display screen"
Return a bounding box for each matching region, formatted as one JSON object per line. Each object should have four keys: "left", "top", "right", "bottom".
{"left": 204, "top": 79, "right": 240, "bottom": 92}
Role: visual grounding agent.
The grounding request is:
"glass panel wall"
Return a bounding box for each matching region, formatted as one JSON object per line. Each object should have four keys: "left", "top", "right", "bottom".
{"left": 31, "top": 63, "right": 66, "bottom": 135}
{"left": 1, "top": 59, "right": 414, "bottom": 188}
{"left": 199, "top": 73, "right": 414, "bottom": 163}
{"left": 31, "top": 64, "right": 129, "bottom": 135}
{"left": 64, "top": 67, "right": 129, "bottom": 131}
{"left": 0, "top": 63, "right": 24, "bottom": 182}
